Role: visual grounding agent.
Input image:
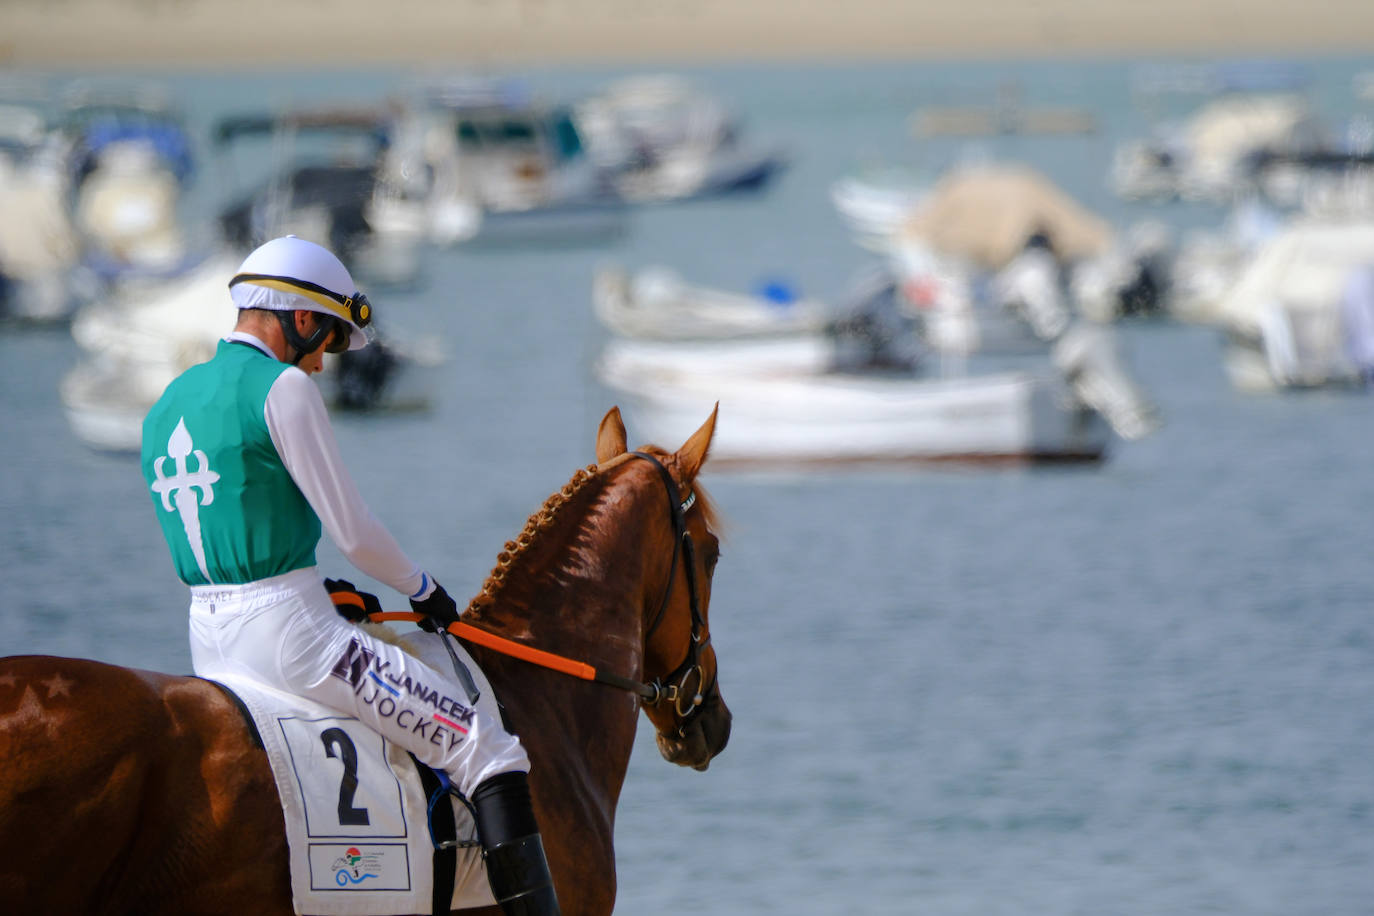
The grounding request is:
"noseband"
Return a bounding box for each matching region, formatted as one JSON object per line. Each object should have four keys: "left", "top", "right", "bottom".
{"left": 630, "top": 451, "right": 716, "bottom": 732}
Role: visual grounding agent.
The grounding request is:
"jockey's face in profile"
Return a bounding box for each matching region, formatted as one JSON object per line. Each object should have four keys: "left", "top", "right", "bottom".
{"left": 293, "top": 310, "right": 344, "bottom": 375}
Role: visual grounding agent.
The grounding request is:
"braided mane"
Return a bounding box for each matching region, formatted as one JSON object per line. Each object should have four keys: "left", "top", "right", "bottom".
{"left": 465, "top": 462, "right": 607, "bottom": 616}
{"left": 463, "top": 449, "right": 717, "bottom": 626}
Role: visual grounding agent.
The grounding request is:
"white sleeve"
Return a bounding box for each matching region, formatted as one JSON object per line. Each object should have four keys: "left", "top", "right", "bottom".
{"left": 264, "top": 367, "right": 429, "bottom": 599}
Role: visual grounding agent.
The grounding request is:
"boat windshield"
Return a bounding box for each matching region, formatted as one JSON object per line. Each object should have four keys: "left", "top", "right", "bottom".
{"left": 551, "top": 110, "right": 584, "bottom": 161}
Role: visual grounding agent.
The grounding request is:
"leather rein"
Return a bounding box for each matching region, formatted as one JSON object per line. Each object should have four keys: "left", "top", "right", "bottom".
{"left": 356, "top": 451, "right": 714, "bottom": 726}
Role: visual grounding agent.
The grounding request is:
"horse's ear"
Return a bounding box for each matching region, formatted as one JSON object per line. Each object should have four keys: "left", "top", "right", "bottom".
{"left": 596, "top": 406, "right": 628, "bottom": 464}
{"left": 675, "top": 402, "right": 718, "bottom": 481}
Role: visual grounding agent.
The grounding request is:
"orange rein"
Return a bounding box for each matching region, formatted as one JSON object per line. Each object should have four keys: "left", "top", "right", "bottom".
{"left": 369, "top": 611, "right": 598, "bottom": 681}
{"left": 330, "top": 591, "right": 660, "bottom": 702}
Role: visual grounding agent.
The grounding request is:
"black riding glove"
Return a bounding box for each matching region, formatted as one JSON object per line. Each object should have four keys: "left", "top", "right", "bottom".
{"left": 411, "top": 579, "right": 460, "bottom": 633}
{"left": 324, "top": 577, "right": 383, "bottom": 623}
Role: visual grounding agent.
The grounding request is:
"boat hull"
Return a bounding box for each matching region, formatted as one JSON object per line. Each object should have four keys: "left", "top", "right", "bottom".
{"left": 600, "top": 363, "right": 1109, "bottom": 467}
{"left": 466, "top": 197, "right": 629, "bottom": 247}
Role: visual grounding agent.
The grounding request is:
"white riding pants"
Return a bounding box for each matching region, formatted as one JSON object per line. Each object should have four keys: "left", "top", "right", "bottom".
{"left": 188, "top": 567, "right": 530, "bottom": 796}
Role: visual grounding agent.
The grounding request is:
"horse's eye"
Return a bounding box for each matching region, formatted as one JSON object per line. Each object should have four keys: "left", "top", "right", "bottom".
{"left": 705, "top": 550, "right": 721, "bottom": 575}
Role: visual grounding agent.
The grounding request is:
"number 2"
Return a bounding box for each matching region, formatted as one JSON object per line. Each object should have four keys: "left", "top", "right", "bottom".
{"left": 321, "top": 726, "right": 370, "bottom": 826}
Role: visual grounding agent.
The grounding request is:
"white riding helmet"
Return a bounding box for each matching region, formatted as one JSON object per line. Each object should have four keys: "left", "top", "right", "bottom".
{"left": 228, "top": 236, "right": 373, "bottom": 351}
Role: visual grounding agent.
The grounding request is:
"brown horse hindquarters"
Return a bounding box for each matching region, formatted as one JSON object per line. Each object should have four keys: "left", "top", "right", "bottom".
{"left": 0, "top": 656, "right": 290, "bottom": 916}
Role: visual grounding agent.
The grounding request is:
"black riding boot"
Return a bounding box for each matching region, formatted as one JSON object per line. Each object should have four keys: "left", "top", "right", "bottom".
{"left": 471, "top": 771, "right": 562, "bottom": 915}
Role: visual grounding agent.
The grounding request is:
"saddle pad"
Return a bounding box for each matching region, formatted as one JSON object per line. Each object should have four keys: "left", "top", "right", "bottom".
{"left": 214, "top": 631, "right": 500, "bottom": 916}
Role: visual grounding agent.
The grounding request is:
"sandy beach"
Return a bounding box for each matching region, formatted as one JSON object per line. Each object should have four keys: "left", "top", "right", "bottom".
{"left": 4, "top": 0, "right": 1374, "bottom": 70}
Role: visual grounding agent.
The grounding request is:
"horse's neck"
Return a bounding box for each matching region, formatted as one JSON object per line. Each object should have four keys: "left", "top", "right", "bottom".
{"left": 462, "top": 468, "right": 657, "bottom": 805}
{"left": 465, "top": 469, "right": 653, "bottom": 675}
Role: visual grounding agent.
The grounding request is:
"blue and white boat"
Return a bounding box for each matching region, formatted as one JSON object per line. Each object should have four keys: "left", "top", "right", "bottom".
{"left": 574, "top": 74, "right": 788, "bottom": 205}
{"left": 387, "top": 78, "right": 629, "bottom": 246}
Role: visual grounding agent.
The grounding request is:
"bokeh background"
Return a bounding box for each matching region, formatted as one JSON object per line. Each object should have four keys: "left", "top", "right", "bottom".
{"left": 3, "top": 4, "right": 1373, "bottom": 914}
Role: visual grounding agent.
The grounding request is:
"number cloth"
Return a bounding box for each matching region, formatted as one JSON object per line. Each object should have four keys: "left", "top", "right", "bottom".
{"left": 213, "top": 631, "right": 505, "bottom": 914}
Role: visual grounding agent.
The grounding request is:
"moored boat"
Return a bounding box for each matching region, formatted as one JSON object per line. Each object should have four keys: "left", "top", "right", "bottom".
{"left": 594, "top": 320, "right": 1158, "bottom": 467}
{"left": 574, "top": 74, "right": 787, "bottom": 205}
{"left": 597, "top": 358, "right": 1111, "bottom": 467}
{"left": 593, "top": 265, "right": 832, "bottom": 341}
{"left": 60, "top": 252, "right": 446, "bottom": 451}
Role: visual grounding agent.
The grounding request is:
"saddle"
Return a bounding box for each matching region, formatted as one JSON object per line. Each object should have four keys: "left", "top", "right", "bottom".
{"left": 209, "top": 586, "right": 502, "bottom": 916}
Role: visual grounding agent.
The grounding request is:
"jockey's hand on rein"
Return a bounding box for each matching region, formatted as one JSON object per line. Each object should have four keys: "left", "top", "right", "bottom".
{"left": 325, "top": 578, "right": 384, "bottom": 623}
{"left": 411, "top": 580, "right": 460, "bottom": 633}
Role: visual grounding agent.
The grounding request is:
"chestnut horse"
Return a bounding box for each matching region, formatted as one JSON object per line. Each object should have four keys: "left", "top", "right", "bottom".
{"left": 0, "top": 406, "right": 730, "bottom": 916}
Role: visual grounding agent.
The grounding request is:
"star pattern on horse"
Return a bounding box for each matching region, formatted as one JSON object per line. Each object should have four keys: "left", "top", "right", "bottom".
{"left": 41, "top": 674, "right": 74, "bottom": 699}
{"left": 1, "top": 686, "right": 62, "bottom": 739}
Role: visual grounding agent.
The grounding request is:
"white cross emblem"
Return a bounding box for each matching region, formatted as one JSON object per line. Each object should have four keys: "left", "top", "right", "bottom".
{"left": 150, "top": 417, "right": 221, "bottom": 582}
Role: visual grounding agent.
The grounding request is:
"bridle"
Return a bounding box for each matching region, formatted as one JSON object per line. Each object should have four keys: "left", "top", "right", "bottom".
{"left": 352, "top": 450, "right": 718, "bottom": 734}
{"left": 628, "top": 450, "right": 717, "bottom": 732}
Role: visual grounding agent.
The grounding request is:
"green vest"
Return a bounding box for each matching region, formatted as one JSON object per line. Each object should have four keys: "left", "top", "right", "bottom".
{"left": 141, "top": 339, "right": 322, "bottom": 586}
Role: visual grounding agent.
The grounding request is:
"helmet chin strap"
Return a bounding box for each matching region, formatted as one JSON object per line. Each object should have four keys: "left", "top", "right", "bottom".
{"left": 276, "top": 311, "right": 332, "bottom": 365}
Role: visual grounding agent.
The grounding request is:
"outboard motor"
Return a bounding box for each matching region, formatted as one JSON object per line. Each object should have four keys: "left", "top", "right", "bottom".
{"left": 992, "top": 241, "right": 1071, "bottom": 341}
{"left": 1052, "top": 322, "right": 1161, "bottom": 440}
{"left": 1070, "top": 221, "right": 1175, "bottom": 322}
{"left": 828, "top": 262, "right": 923, "bottom": 373}
{"left": 334, "top": 337, "right": 397, "bottom": 410}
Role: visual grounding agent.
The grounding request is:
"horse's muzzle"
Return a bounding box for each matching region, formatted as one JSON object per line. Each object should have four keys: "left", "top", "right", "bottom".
{"left": 656, "top": 692, "right": 731, "bottom": 771}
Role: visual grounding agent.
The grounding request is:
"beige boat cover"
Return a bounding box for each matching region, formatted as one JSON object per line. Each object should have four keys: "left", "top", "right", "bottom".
{"left": 901, "top": 164, "right": 1114, "bottom": 269}
{"left": 1184, "top": 94, "right": 1317, "bottom": 174}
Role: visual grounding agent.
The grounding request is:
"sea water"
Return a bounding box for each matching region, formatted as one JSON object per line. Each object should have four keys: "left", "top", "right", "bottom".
{"left": 2, "top": 57, "right": 1373, "bottom": 914}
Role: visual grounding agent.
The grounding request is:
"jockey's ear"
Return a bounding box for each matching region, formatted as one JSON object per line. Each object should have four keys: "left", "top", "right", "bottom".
{"left": 675, "top": 402, "right": 718, "bottom": 481}
{"left": 596, "top": 406, "right": 628, "bottom": 464}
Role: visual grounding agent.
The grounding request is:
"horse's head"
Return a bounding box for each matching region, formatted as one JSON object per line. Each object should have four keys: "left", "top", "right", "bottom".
{"left": 596, "top": 405, "right": 732, "bottom": 772}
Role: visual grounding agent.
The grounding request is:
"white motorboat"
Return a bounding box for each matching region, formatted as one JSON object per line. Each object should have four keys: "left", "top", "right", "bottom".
{"left": 593, "top": 265, "right": 833, "bottom": 341}
{"left": 60, "top": 252, "right": 446, "bottom": 451}
{"left": 211, "top": 109, "right": 429, "bottom": 288}
{"left": 595, "top": 258, "right": 1034, "bottom": 367}
{"left": 598, "top": 334, "right": 834, "bottom": 379}
{"left": 389, "top": 79, "right": 629, "bottom": 246}
{"left": 1109, "top": 93, "right": 1326, "bottom": 203}
{"left": 594, "top": 321, "right": 1158, "bottom": 467}
{"left": 60, "top": 361, "right": 159, "bottom": 452}
{"left": 1161, "top": 198, "right": 1288, "bottom": 326}
{"left": 598, "top": 357, "right": 1110, "bottom": 467}
{"left": 1212, "top": 218, "right": 1374, "bottom": 391}
{"left": 830, "top": 168, "right": 929, "bottom": 251}
{"left": 53, "top": 81, "right": 202, "bottom": 298}
{"left": 0, "top": 101, "right": 82, "bottom": 323}
{"left": 887, "top": 164, "right": 1175, "bottom": 329}
{"left": 885, "top": 239, "right": 1052, "bottom": 358}
{"left": 62, "top": 332, "right": 445, "bottom": 453}
{"left": 574, "top": 74, "right": 787, "bottom": 205}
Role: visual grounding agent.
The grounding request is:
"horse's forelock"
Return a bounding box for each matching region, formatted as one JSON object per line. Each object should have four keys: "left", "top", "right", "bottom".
{"left": 691, "top": 479, "right": 720, "bottom": 535}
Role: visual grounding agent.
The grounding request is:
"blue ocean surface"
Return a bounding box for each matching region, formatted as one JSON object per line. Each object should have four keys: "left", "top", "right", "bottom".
{"left": 2, "top": 56, "right": 1372, "bottom": 914}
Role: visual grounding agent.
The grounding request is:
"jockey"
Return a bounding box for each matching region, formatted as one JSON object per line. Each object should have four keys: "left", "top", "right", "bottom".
{"left": 140, "top": 235, "right": 560, "bottom": 916}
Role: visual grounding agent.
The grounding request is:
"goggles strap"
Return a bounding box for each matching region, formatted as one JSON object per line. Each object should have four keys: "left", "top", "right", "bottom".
{"left": 276, "top": 311, "right": 332, "bottom": 365}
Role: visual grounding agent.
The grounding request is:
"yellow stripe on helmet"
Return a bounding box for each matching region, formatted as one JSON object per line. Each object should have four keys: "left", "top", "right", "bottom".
{"left": 234, "top": 276, "right": 354, "bottom": 323}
